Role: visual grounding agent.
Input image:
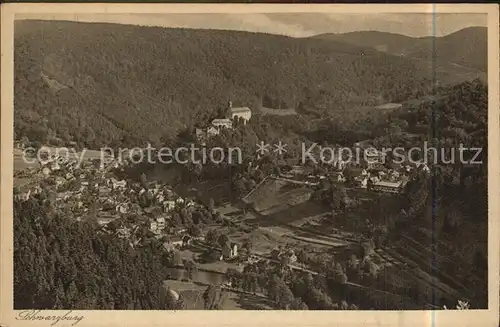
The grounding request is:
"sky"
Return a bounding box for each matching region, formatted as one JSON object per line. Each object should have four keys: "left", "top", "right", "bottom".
{"left": 16, "top": 13, "right": 487, "bottom": 38}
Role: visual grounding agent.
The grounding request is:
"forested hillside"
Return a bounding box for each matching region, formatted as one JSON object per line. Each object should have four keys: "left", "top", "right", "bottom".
{"left": 15, "top": 20, "right": 482, "bottom": 149}
{"left": 14, "top": 197, "right": 166, "bottom": 309}
{"left": 314, "top": 27, "right": 487, "bottom": 72}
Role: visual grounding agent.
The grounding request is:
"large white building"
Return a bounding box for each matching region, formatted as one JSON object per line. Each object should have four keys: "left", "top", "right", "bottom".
{"left": 372, "top": 180, "right": 408, "bottom": 194}
{"left": 226, "top": 101, "right": 252, "bottom": 122}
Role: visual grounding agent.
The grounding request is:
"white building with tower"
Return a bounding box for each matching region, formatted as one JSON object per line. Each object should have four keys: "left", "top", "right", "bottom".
{"left": 226, "top": 100, "right": 251, "bottom": 122}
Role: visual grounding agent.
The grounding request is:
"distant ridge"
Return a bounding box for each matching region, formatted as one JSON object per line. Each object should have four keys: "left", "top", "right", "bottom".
{"left": 313, "top": 27, "right": 487, "bottom": 72}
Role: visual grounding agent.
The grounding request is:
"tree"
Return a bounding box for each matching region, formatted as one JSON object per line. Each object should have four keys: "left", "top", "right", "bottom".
{"left": 306, "top": 288, "right": 334, "bottom": 310}
{"left": 175, "top": 294, "right": 186, "bottom": 310}
{"left": 361, "top": 239, "right": 375, "bottom": 260}
{"left": 172, "top": 250, "right": 183, "bottom": 267}
{"left": 364, "top": 258, "right": 380, "bottom": 279}
{"left": 243, "top": 240, "right": 253, "bottom": 255}
{"left": 217, "top": 234, "right": 230, "bottom": 248}
{"left": 203, "top": 285, "right": 227, "bottom": 310}
{"left": 184, "top": 259, "right": 198, "bottom": 281}
{"left": 372, "top": 225, "right": 388, "bottom": 248}
{"left": 267, "top": 276, "right": 294, "bottom": 309}
{"left": 297, "top": 249, "right": 308, "bottom": 264}
{"left": 329, "top": 185, "right": 348, "bottom": 214}
{"left": 290, "top": 297, "right": 309, "bottom": 310}
{"left": 205, "top": 229, "right": 221, "bottom": 247}
{"left": 139, "top": 173, "right": 148, "bottom": 189}
{"left": 188, "top": 224, "right": 201, "bottom": 237}
{"left": 334, "top": 262, "right": 348, "bottom": 284}
{"left": 208, "top": 198, "right": 215, "bottom": 211}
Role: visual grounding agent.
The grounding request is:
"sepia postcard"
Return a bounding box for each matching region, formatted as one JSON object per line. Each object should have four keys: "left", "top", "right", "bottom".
{"left": 1, "top": 3, "right": 499, "bottom": 327}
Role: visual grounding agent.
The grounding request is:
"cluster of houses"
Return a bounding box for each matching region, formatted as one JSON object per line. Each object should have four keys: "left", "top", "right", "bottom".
{"left": 96, "top": 180, "right": 200, "bottom": 241}
{"left": 195, "top": 101, "right": 252, "bottom": 142}
{"left": 278, "top": 146, "right": 430, "bottom": 195}
{"left": 14, "top": 148, "right": 209, "bottom": 249}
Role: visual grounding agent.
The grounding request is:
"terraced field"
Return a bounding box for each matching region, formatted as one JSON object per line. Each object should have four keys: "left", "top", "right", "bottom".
{"left": 244, "top": 177, "right": 313, "bottom": 215}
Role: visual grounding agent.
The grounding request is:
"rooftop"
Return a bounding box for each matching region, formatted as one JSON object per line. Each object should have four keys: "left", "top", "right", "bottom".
{"left": 230, "top": 107, "right": 251, "bottom": 113}
{"left": 373, "top": 180, "right": 403, "bottom": 188}
{"left": 212, "top": 118, "right": 233, "bottom": 126}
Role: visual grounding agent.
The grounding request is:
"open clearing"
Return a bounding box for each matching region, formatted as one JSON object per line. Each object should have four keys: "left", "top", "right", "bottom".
{"left": 163, "top": 280, "right": 274, "bottom": 310}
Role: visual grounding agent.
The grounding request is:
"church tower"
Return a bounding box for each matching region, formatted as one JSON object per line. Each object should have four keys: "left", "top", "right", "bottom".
{"left": 226, "top": 100, "right": 233, "bottom": 119}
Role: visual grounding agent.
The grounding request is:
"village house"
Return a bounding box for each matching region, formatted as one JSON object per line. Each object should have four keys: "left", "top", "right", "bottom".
{"left": 150, "top": 221, "right": 160, "bottom": 234}
{"left": 16, "top": 189, "right": 31, "bottom": 202}
{"left": 163, "top": 200, "right": 176, "bottom": 212}
{"left": 147, "top": 189, "right": 156, "bottom": 197}
{"left": 156, "top": 217, "right": 166, "bottom": 230}
{"left": 363, "top": 148, "right": 385, "bottom": 169}
{"left": 14, "top": 140, "right": 26, "bottom": 149}
{"left": 390, "top": 170, "right": 400, "bottom": 179}
{"left": 414, "top": 161, "right": 430, "bottom": 173}
{"left": 278, "top": 249, "right": 297, "bottom": 265}
{"left": 289, "top": 165, "right": 305, "bottom": 175}
{"left": 50, "top": 161, "right": 61, "bottom": 171}
{"left": 172, "top": 227, "right": 187, "bottom": 235}
{"left": 280, "top": 171, "right": 294, "bottom": 179}
{"left": 156, "top": 194, "right": 165, "bottom": 203}
{"left": 354, "top": 175, "right": 368, "bottom": 188}
{"left": 115, "top": 203, "right": 128, "bottom": 214}
{"left": 54, "top": 176, "right": 66, "bottom": 187}
{"left": 99, "top": 185, "right": 111, "bottom": 196}
{"left": 211, "top": 118, "right": 233, "bottom": 130}
{"left": 33, "top": 186, "right": 42, "bottom": 195}
{"left": 169, "top": 235, "right": 184, "bottom": 247}
{"left": 195, "top": 128, "right": 207, "bottom": 142}
{"left": 112, "top": 179, "right": 127, "bottom": 189}
{"left": 56, "top": 191, "right": 70, "bottom": 201}
{"left": 117, "top": 227, "right": 131, "bottom": 239}
{"left": 164, "top": 188, "right": 175, "bottom": 198}
{"left": 182, "top": 235, "right": 192, "bottom": 247}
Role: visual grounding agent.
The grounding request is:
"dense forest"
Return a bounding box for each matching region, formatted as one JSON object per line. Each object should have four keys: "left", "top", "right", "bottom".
{"left": 14, "top": 20, "right": 483, "bottom": 149}
{"left": 14, "top": 196, "right": 166, "bottom": 309}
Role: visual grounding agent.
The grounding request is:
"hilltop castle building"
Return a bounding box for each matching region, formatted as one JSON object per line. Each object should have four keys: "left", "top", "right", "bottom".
{"left": 196, "top": 101, "right": 252, "bottom": 142}
{"left": 226, "top": 100, "right": 252, "bottom": 122}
